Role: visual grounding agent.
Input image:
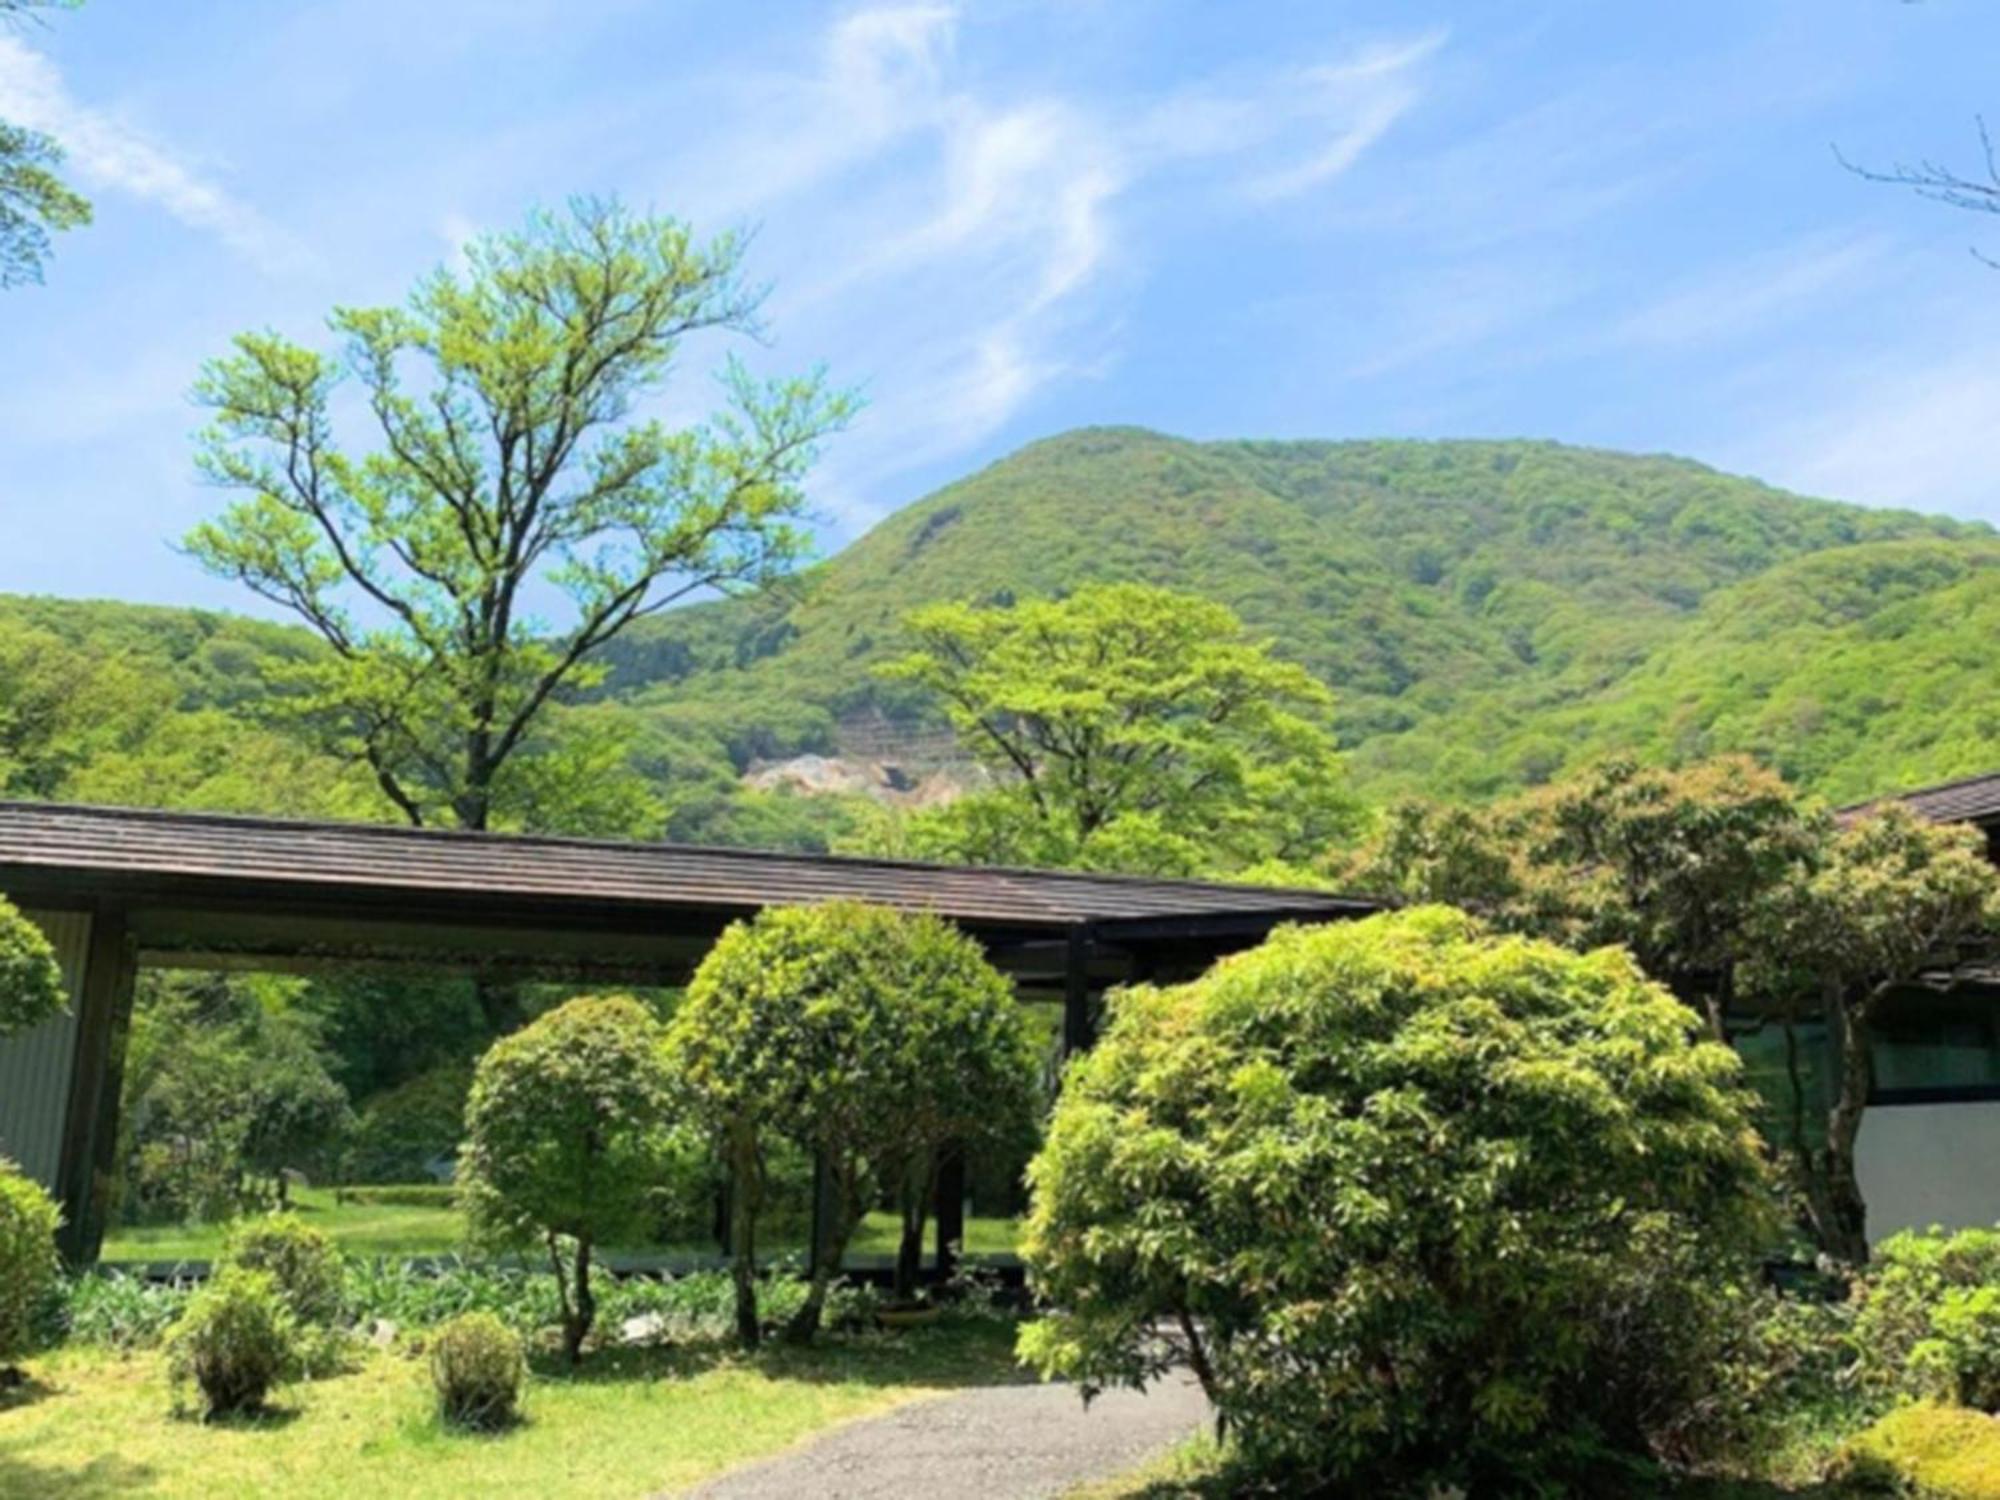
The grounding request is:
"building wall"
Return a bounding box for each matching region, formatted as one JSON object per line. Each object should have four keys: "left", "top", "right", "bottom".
{"left": 1858, "top": 1099, "right": 2000, "bottom": 1240}
{"left": 0, "top": 909, "right": 91, "bottom": 1189}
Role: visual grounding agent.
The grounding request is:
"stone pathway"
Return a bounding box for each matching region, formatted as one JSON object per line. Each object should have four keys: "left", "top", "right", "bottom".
{"left": 673, "top": 1374, "right": 1210, "bottom": 1500}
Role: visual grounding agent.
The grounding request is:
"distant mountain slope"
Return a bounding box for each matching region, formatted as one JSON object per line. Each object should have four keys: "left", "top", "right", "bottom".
{"left": 598, "top": 427, "right": 1989, "bottom": 801}
{"left": 3, "top": 428, "right": 1990, "bottom": 827}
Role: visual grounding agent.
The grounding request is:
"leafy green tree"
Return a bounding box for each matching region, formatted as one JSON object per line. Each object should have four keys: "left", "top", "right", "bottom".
{"left": 1018, "top": 907, "right": 1772, "bottom": 1492}
{"left": 873, "top": 583, "right": 1359, "bottom": 875}
{"left": 0, "top": 894, "right": 64, "bottom": 1036}
{"left": 0, "top": 1, "right": 91, "bottom": 288}
{"left": 670, "top": 902, "right": 1030, "bottom": 1342}
{"left": 459, "top": 995, "right": 676, "bottom": 1364}
{"left": 185, "top": 198, "right": 854, "bottom": 835}
{"left": 1752, "top": 808, "right": 2000, "bottom": 1263}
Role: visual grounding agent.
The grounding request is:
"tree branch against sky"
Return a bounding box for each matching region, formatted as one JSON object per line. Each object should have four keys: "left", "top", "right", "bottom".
{"left": 185, "top": 199, "right": 856, "bottom": 832}
{"left": 0, "top": 0, "right": 89, "bottom": 287}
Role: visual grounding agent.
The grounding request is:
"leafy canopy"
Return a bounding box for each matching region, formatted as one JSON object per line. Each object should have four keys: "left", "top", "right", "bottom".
{"left": 873, "top": 582, "right": 1359, "bottom": 874}
{"left": 0, "top": 894, "right": 64, "bottom": 1037}
{"left": 671, "top": 901, "right": 1033, "bottom": 1340}
{"left": 0, "top": 2, "right": 91, "bottom": 288}
{"left": 185, "top": 198, "right": 855, "bottom": 832}
{"left": 1018, "top": 906, "right": 1772, "bottom": 1491}
{"left": 459, "top": 994, "right": 676, "bottom": 1362}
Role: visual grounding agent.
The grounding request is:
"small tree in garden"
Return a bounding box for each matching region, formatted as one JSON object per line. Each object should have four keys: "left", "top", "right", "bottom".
{"left": 0, "top": 895, "right": 64, "bottom": 1036}
{"left": 1019, "top": 907, "right": 1773, "bottom": 1493}
{"left": 1752, "top": 807, "right": 1999, "bottom": 1264}
{"left": 671, "top": 902, "right": 1032, "bottom": 1343}
{"left": 0, "top": 1159, "right": 61, "bottom": 1376}
{"left": 459, "top": 995, "right": 676, "bottom": 1365}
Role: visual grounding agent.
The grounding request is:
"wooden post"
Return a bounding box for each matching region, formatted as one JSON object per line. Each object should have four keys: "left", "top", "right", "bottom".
{"left": 933, "top": 1142, "right": 966, "bottom": 1285}
{"left": 55, "top": 908, "right": 136, "bottom": 1265}
{"left": 1062, "top": 924, "right": 1096, "bottom": 1057}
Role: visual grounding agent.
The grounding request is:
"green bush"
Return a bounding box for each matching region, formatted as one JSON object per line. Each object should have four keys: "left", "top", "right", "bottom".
{"left": 0, "top": 897, "right": 65, "bottom": 1037}
{"left": 1836, "top": 1405, "right": 2000, "bottom": 1499}
{"left": 1857, "top": 1224, "right": 2000, "bottom": 1410}
{"left": 0, "top": 1159, "right": 62, "bottom": 1367}
{"left": 220, "top": 1214, "right": 343, "bottom": 1327}
{"left": 166, "top": 1267, "right": 298, "bottom": 1418}
{"left": 339, "top": 1064, "right": 472, "bottom": 1185}
{"left": 430, "top": 1310, "right": 526, "bottom": 1430}
{"left": 460, "top": 995, "right": 678, "bottom": 1365}
{"left": 1018, "top": 907, "right": 1774, "bottom": 1494}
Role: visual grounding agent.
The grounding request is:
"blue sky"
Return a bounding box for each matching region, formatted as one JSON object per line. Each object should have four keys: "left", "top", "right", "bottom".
{"left": 4, "top": 0, "right": 2000, "bottom": 615}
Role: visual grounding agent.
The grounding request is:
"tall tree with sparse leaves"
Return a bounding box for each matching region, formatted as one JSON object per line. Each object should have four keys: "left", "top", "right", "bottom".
{"left": 186, "top": 199, "right": 854, "bottom": 835}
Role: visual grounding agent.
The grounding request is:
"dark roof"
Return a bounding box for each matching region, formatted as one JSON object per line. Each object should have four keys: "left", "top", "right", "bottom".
{"left": 0, "top": 801, "right": 1374, "bottom": 934}
{"left": 1849, "top": 770, "right": 2000, "bottom": 829}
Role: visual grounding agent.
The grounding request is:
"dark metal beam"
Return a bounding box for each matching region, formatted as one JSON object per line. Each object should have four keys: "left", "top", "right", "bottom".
{"left": 55, "top": 907, "right": 136, "bottom": 1264}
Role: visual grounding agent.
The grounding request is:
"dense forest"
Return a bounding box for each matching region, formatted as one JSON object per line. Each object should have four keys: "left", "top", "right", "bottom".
{"left": 2, "top": 427, "right": 1992, "bottom": 844}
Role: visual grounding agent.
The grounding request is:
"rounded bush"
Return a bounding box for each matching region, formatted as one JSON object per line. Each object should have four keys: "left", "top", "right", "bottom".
{"left": 221, "top": 1214, "right": 344, "bottom": 1327}
{"left": 0, "top": 1158, "right": 62, "bottom": 1366}
{"left": 166, "top": 1267, "right": 297, "bottom": 1418}
{"left": 430, "top": 1310, "right": 527, "bottom": 1430}
{"left": 0, "top": 898, "right": 65, "bottom": 1037}
{"left": 1018, "top": 906, "right": 1773, "bottom": 1493}
{"left": 1857, "top": 1224, "right": 2000, "bottom": 1411}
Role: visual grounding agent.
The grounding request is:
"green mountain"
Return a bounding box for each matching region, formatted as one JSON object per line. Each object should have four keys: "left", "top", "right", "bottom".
{"left": 2, "top": 427, "right": 1991, "bottom": 832}
{"left": 598, "top": 427, "right": 1992, "bottom": 805}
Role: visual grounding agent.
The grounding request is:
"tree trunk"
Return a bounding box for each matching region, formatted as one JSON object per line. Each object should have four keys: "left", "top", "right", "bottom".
{"left": 728, "top": 1126, "right": 761, "bottom": 1348}
{"left": 1809, "top": 984, "right": 1874, "bottom": 1266}
{"left": 563, "top": 1235, "right": 595, "bottom": 1366}
{"left": 893, "top": 1159, "right": 931, "bottom": 1303}
{"left": 784, "top": 1167, "right": 852, "bottom": 1346}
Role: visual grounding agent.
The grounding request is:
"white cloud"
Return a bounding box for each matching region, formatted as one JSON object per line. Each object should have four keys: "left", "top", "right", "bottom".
{"left": 698, "top": 7, "right": 1442, "bottom": 528}
{"left": 0, "top": 36, "right": 305, "bottom": 274}
{"left": 1610, "top": 233, "right": 1891, "bottom": 350}
{"left": 1736, "top": 345, "right": 2000, "bottom": 521}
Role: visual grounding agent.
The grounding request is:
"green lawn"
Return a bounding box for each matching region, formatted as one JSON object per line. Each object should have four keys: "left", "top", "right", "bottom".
{"left": 100, "top": 1185, "right": 1023, "bottom": 1267}
{"left": 0, "top": 1321, "right": 1024, "bottom": 1500}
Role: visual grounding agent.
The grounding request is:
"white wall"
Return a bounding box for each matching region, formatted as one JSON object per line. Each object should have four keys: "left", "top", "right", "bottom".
{"left": 1857, "top": 1099, "right": 2000, "bottom": 1240}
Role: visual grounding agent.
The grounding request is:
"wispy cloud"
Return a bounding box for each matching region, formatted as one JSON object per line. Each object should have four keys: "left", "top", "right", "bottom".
{"left": 0, "top": 36, "right": 305, "bottom": 274}
{"left": 1610, "top": 232, "right": 1890, "bottom": 350}
{"left": 696, "top": 6, "right": 1443, "bottom": 527}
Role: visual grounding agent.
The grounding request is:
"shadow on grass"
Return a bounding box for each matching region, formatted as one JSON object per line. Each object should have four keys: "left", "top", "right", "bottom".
{"left": 0, "top": 1452, "right": 158, "bottom": 1499}
{"left": 526, "top": 1314, "right": 1031, "bottom": 1394}
{"left": 0, "top": 1368, "right": 60, "bottom": 1414}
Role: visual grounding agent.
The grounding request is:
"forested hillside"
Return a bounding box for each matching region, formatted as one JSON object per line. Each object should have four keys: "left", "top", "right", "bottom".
{"left": 2, "top": 427, "right": 1991, "bottom": 832}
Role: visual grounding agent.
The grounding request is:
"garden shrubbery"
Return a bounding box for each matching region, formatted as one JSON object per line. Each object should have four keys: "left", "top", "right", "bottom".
{"left": 166, "top": 1267, "right": 298, "bottom": 1418}
{"left": 1019, "top": 906, "right": 1776, "bottom": 1493}
{"left": 430, "top": 1310, "right": 526, "bottom": 1429}
{"left": 0, "top": 1158, "right": 63, "bottom": 1373}
{"left": 221, "top": 1214, "right": 344, "bottom": 1327}
{"left": 1856, "top": 1224, "right": 2000, "bottom": 1413}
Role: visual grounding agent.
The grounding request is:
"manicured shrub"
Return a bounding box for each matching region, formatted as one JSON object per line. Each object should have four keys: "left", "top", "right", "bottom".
{"left": 166, "top": 1267, "right": 297, "bottom": 1418}
{"left": 459, "top": 995, "right": 678, "bottom": 1365}
{"left": 0, "top": 897, "right": 65, "bottom": 1037}
{"left": 670, "top": 901, "right": 1034, "bottom": 1345}
{"left": 1856, "top": 1224, "right": 2000, "bottom": 1410}
{"left": 0, "top": 1159, "right": 62, "bottom": 1369}
{"left": 221, "top": 1214, "right": 343, "bottom": 1327}
{"left": 1836, "top": 1405, "right": 2000, "bottom": 1499}
{"left": 1018, "top": 907, "right": 1774, "bottom": 1494}
{"left": 430, "top": 1310, "right": 526, "bottom": 1430}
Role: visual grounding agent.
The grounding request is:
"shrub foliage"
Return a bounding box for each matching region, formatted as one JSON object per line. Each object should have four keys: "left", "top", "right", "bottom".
{"left": 459, "top": 994, "right": 677, "bottom": 1365}
{"left": 1018, "top": 906, "right": 1774, "bottom": 1492}
{"left": 0, "top": 896, "right": 65, "bottom": 1037}
{"left": 220, "top": 1214, "right": 344, "bottom": 1328}
{"left": 166, "top": 1267, "right": 298, "bottom": 1418}
{"left": 430, "top": 1310, "right": 527, "bottom": 1430}
{"left": 0, "top": 1159, "right": 62, "bottom": 1368}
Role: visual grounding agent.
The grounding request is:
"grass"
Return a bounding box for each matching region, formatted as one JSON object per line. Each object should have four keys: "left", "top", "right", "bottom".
{"left": 0, "top": 1318, "right": 1025, "bottom": 1500}
{"left": 99, "top": 1185, "right": 1023, "bottom": 1267}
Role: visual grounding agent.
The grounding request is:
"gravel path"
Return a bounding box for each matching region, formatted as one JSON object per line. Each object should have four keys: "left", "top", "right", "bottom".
{"left": 671, "top": 1374, "right": 1210, "bottom": 1500}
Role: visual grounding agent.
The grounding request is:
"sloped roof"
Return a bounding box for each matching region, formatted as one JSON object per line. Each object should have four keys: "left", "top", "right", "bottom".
{"left": 1849, "top": 771, "right": 2000, "bottom": 829}
{"left": 0, "top": 801, "right": 1373, "bottom": 934}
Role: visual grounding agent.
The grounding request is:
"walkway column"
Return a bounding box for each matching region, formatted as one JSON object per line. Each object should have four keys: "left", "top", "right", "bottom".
{"left": 1062, "top": 923, "right": 1096, "bottom": 1056}
{"left": 56, "top": 907, "right": 136, "bottom": 1264}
